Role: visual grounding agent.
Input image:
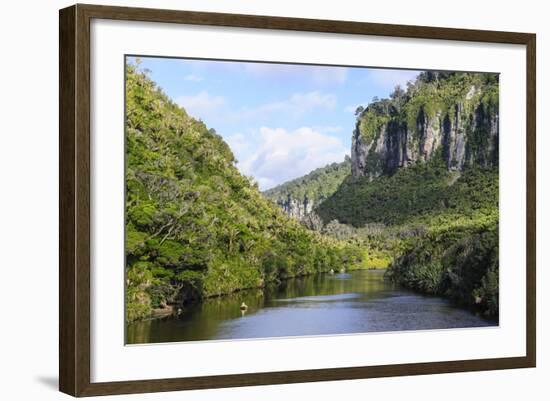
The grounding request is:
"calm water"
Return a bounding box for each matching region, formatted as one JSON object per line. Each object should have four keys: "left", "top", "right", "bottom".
{"left": 126, "top": 270, "right": 496, "bottom": 344}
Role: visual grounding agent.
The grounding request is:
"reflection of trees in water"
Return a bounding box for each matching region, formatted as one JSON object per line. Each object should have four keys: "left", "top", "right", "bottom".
{"left": 269, "top": 270, "right": 394, "bottom": 300}
{"left": 126, "top": 270, "right": 395, "bottom": 344}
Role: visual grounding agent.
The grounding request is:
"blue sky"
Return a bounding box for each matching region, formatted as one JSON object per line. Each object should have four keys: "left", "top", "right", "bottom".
{"left": 129, "top": 56, "right": 419, "bottom": 190}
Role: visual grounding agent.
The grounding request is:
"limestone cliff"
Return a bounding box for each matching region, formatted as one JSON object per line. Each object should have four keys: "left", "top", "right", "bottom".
{"left": 263, "top": 158, "right": 351, "bottom": 221}
{"left": 351, "top": 71, "right": 499, "bottom": 180}
{"left": 275, "top": 195, "right": 315, "bottom": 220}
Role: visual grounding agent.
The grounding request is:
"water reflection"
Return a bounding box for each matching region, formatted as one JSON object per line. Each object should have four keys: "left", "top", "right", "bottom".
{"left": 126, "top": 270, "right": 496, "bottom": 344}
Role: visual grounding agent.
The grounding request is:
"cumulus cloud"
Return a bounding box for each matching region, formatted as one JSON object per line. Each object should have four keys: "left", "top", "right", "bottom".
{"left": 310, "top": 67, "right": 348, "bottom": 85}
{"left": 238, "top": 127, "right": 348, "bottom": 190}
{"left": 225, "top": 133, "right": 253, "bottom": 162}
{"left": 243, "top": 63, "right": 348, "bottom": 85}
{"left": 313, "top": 126, "right": 343, "bottom": 134}
{"left": 232, "top": 91, "right": 337, "bottom": 122}
{"left": 176, "top": 91, "right": 225, "bottom": 120}
{"left": 262, "top": 91, "right": 336, "bottom": 115}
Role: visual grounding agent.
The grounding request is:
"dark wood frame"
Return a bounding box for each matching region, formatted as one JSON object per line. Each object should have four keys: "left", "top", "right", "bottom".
{"left": 59, "top": 3, "right": 536, "bottom": 397}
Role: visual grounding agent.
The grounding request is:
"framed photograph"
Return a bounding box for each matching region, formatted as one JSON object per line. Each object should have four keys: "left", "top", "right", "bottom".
{"left": 59, "top": 4, "right": 536, "bottom": 397}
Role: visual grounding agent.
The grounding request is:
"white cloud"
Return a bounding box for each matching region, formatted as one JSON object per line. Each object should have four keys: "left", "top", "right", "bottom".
{"left": 369, "top": 69, "right": 420, "bottom": 89}
{"left": 267, "top": 91, "right": 336, "bottom": 114}
{"left": 313, "top": 126, "right": 343, "bottom": 134}
{"left": 232, "top": 91, "right": 337, "bottom": 122}
{"left": 225, "top": 133, "right": 253, "bottom": 161}
{"left": 176, "top": 91, "right": 225, "bottom": 120}
{"left": 310, "top": 67, "right": 347, "bottom": 85}
{"left": 238, "top": 127, "right": 348, "bottom": 190}
{"left": 243, "top": 63, "right": 348, "bottom": 85}
{"left": 183, "top": 74, "right": 203, "bottom": 82}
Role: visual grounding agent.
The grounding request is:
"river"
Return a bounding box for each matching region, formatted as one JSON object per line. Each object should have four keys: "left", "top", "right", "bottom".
{"left": 126, "top": 269, "right": 496, "bottom": 344}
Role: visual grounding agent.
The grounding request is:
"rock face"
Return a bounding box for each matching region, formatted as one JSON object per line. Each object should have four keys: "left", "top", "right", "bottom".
{"left": 275, "top": 194, "right": 315, "bottom": 221}
{"left": 263, "top": 158, "right": 351, "bottom": 221}
{"left": 351, "top": 73, "right": 499, "bottom": 180}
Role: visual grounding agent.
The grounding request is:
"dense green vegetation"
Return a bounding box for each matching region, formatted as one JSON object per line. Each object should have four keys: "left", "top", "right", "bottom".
{"left": 124, "top": 63, "right": 365, "bottom": 322}
{"left": 125, "top": 63, "right": 499, "bottom": 323}
{"left": 357, "top": 71, "right": 499, "bottom": 145}
{"left": 263, "top": 157, "right": 351, "bottom": 205}
{"left": 355, "top": 71, "right": 499, "bottom": 178}
{"left": 313, "top": 157, "right": 499, "bottom": 316}
{"left": 311, "top": 71, "right": 499, "bottom": 317}
{"left": 316, "top": 157, "right": 498, "bottom": 227}
{"left": 262, "top": 156, "right": 396, "bottom": 269}
{"left": 402, "top": 71, "right": 498, "bottom": 137}
{"left": 386, "top": 216, "right": 498, "bottom": 316}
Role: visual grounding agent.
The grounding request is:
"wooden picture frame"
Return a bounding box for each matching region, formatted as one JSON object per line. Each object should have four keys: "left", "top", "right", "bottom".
{"left": 59, "top": 3, "right": 536, "bottom": 397}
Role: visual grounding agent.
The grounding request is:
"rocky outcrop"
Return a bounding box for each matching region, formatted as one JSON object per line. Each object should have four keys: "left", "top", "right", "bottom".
{"left": 351, "top": 73, "right": 499, "bottom": 180}
{"left": 275, "top": 194, "right": 315, "bottom": 221}
{"left": 263, "top": 158, "right": 351, "bottom": 221}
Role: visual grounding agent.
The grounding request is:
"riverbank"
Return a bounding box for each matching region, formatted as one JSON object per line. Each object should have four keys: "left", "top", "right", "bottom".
{"left": 142, "top": 263, "right": 383, "bottom": 322}
{"left": 124, "top": 64, "right": 373, "bottom": 324}
{"left": 127, "top": 269, "right": 496, "bottom": 344}
{"left": 386, "top": 217, "right": 499, "bottom": 318}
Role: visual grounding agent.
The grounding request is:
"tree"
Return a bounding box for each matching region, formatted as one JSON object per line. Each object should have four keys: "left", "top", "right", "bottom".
{"left": 390, "top": 85, "right": 406, "bottom": 100}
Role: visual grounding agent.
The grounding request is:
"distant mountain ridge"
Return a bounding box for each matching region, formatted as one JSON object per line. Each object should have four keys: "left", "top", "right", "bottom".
{"left": 263, "top": 157, "right": 351, "bottom": 220}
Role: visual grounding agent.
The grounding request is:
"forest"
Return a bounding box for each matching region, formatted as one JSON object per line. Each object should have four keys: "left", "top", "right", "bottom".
{"left": 265, "top": 70, "right": 500, "bottom": 317}
{"left": 125, "top": 63, "right": 499, "bottom": 323}
{"left": 125, "top": 63, "right": 364, "bottom": 322}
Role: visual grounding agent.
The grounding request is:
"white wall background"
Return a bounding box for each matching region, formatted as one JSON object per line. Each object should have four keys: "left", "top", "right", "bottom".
{"left": 0, "top": 1, "right": 546, "bottom": 400}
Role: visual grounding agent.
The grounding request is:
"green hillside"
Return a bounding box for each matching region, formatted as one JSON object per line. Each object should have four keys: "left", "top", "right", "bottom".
{"left": 310, "top": 70, "right": 500, "bottom": 317}
{"left": 124, "top": 63, "right": 364, "bottom": 322}
{"left": 263, "top": 157, "right": 351, "bottom": 205}
{"left": 316, "top": 158, "right": 498, "bottom": 227}
{"left": 311, "top": 157, "right": 499, "bottom": 317}
{"left": 387, "top": 214, "right": 498, "bottom": 316}
{"left": 125, "top": 63, "right": 499, "bottom": 323}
